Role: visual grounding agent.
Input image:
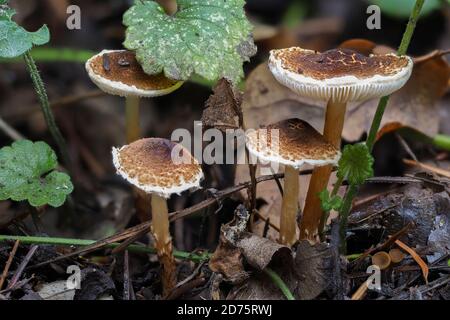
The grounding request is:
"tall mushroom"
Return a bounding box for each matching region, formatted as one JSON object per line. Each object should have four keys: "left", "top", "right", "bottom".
{"left": 246, "top": 118, "right": 340, "bottom": 246}
{"left": 112, "top": 138, "right": 203, "bottom": 295}
{"left": 86, "top": 50, "right": 183, "bottom": 143}
{"left": 269, "top": 47, "right": 413, "bottom": 241}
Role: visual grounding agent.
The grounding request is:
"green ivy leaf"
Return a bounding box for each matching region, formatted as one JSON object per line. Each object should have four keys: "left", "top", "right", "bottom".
{"left": 0, "top": 2, "right": 14, "bottom": 21}
{"left": 319, "top": 190, "right": 343, "bottom": 213}
{"left": 0, "top": 1, "right": 50, "bottom": 58}
{"left": 123, "top": 0, "right": 257, "bottom": 84}
{"left": 337, "top": 143, "right": 374, "bottom": 186}
{"left": 0, "top": 140, "right": 73, "bottom": 207}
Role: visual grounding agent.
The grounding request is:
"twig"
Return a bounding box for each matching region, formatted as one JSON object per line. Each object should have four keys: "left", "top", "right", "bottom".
{"left": 123, "top": 251, "right": 131, "bottom": 301}
{"left": 403, "top": 159, "right": 450, "bottom": 179}
{"left": 0, "top": 235, "right": 211, "bottom": 268}
{"left": 165, "top": 277, "right": 206, "bottom": 300}
{"left": 0, "top": 117, "right": 25, "bottom": 141}
{"left": 351, "top": 281, "right": 369, "bottom": 300}
{"left": 396, "top": 133, "right": 418, "bottom": 161}
{"left": 6, "top": 245, "right": 38, "bottom": 290}
{"left": 0, "top": 240, "right": 20, "bottom": 290}
{"left": 264, "top": 268, "right": 295, "bottom": 300}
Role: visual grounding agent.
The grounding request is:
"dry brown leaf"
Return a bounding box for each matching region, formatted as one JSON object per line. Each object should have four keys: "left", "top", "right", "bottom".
{"left": 343, "top": 43, "right": 450, "bottom": 141}
{"left": 242, "top": 62, "right": 324, "bottom": 132}
{"left": 294, "top": 241, "right": 337, "bottom": 300}
{"left": 202, "top": 78, "right": 242, "bottom": 131}
{"left": 236, "top": 232, "right": 292, "bottom": 271}
{"left": 395, "top": 239, "right": 429, "bottom": 284}
{"left": 209, "top": 235, "right": 249, "bottom": 284}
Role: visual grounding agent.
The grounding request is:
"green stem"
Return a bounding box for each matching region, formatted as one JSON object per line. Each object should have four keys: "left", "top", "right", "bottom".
{"left": 23, "top": 52, "right": 70, "bottom": 167}
{"left": 331, "top": 175, "right": 344, "bottom": 198}
{"left": 433, "top": 134, "right": 450, "bottom": 151}
{"left": 338, "top": 0, "right": 425, "bottom": 254}
{"left": 365, "top": 96, "right": 390, "bottom": 152}
{"left": 264, "top": 268, "right": 295, "bottom": 300}
{"left": 0, "top": 235, "right": 210, "bottom": 263}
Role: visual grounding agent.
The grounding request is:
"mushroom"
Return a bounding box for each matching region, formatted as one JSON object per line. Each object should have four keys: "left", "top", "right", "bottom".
{"left": 112, "top": 138, "right": 203, "bottom": 295}
{"left": 371, "top": 251, "right": 392, "bottom": 270}
{"left": 269, "top": 47, "right": 413, "bottom": 241}
{"left": 389, "top": 248, "right": 406, "bottom": 264}
{"left": 86, "top": 50, "right": 183, "bottom": 143}
{"left": 246, "top": 118, "right": 341, "bottom": 246}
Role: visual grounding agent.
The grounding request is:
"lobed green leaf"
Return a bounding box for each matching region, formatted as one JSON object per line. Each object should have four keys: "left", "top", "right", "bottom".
{"left": 319, "top": 190, "right": 343, "bottom": 213}
{"left": 0, "top": 1, "right": 50, "bottom": 58}
{"left": 337, "top": 143, "right": 374, "bottom": 186}
{"left": 123, "top": 0, "right": 256, "bottom": 84}
{"left": 0, "top": 140, "right": 73, "bottom": 208}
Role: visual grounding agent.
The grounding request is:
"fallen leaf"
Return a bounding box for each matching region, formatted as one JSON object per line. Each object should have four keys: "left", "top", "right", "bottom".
{"left": 37, "top": 281, "right": 76, "bottom": 300}
{"left": 209, "top": 234, "right": 249, "bottom": 284}
{"left": 294, "top": 240, "right": 337, "bottom": 300}
{"left": 236, "top": 232, "right": 292, "bottom": 271}
{"left": 343, "top": 45, "right": 450, "bottom": 141}
{"left": 395, "top": 239, "right": 429, "bottom": 284}
{"left": 242, "top": 62, "right": 324, "bottom": 132}
{"left": 202, "top": 78, "right": 242, "bottom": 131}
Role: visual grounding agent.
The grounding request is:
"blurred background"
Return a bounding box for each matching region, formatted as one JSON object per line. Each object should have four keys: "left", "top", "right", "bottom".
{"left": 0, "top": 0, "right": 449, "bottom": 250}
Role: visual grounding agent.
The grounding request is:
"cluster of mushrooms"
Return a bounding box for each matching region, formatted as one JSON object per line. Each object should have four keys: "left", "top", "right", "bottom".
{"left": 85, "top": 46, "right": 413, "bottom": 295}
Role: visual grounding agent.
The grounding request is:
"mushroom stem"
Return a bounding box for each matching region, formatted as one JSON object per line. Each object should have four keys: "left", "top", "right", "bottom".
{"left": 280, "top": 165, "right": 299, "bottom": 246}
{"left": 300, "top": 101, "right": 347, "bottom": 241}
{"left": 125, "top": 96, "right": 141, "bottom": 143}
{"left": 150, "top": 194, "right": 176, "bottom": 296}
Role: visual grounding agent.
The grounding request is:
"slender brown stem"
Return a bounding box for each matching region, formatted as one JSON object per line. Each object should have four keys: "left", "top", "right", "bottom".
{"left": 125, "top": 96, "right": 141, "bottom": 144}
{"left": 280, "top": 166, "right": 299, "bottom": 246}
{"left": 151, "top": 194, "right": 176, "bottom": 296}
{"left": 300, "top": 101, "right": 347, "bottom": 241}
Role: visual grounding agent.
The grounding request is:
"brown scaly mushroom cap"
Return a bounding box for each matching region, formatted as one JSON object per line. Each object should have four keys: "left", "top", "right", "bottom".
{"left": 246, "top": 118, "right": 341, "bottom": 169}
{"left": 112, "top": 138, "right": 203, "bottom": 198}
{"left": 269, "top": 47, "right": 413, "bottom": 103}
{"left": 86, "top": 50, "right": 183, "bottom": 98}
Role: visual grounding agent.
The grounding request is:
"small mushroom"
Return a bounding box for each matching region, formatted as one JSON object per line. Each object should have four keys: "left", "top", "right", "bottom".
{"left": 246, "top": 118, "right": 340, "bottom": 246}
{"left": 372, "top": 251, "right": 392, "bottom": 270}
{"left": 389, "top": 248, "right": 406, "bottom": 264}
{"left": 269, "top": 47, "right": 413, "bottom": 241}
{"left": 112, "top": 138, "right": 203, "bottom": 295}
{"left": 86, "top": 50, "right": 184, "bottom": 143}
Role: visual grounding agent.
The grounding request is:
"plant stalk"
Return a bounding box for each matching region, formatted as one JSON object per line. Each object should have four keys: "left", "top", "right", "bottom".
{"left": 264, "top": 268, "right": 295, "bottom": 300}
{"left": 338, "top": 0, "right": 425, "bottom": 254}
{"left": 151, "top": 194, "right": 176, "bottom": 296}
{"left": 23, "top": 51, "right": 70, "bottom": 167}
{"left": 301, "top": 101, "right": 347, "bottom": 241}
{"left": 125, "top": 96, "right": 141, "bottom": 144}
{"left": 0, "top": 235, "right": 209, "bottom": 262}
{"left": 280, "top": 166, "right": 299, "bottom": 246}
